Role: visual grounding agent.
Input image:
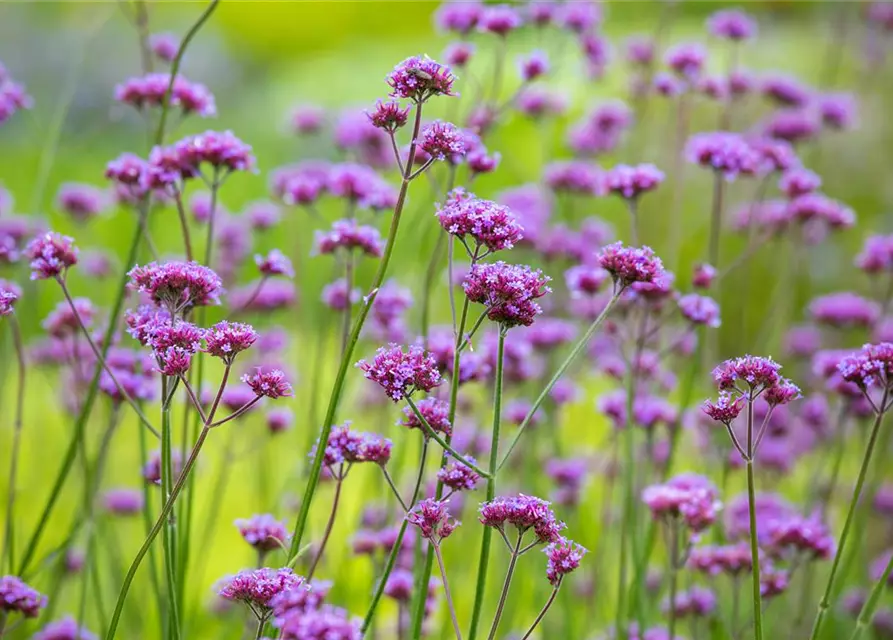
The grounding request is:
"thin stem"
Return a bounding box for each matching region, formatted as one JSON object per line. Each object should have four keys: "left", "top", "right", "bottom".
{"left": 208, "top": 396, "right": 261, "bottom": 428}
{"left": 160, "top": 376, "right": 181, "bottom": 640}
{"left": 58, "top": 278, "right": 160, "bottom": 437}
{"left": 105, "top": 425, "right": 211, "bottom": 640}
{"left": 172, "top": 188, "right": 193, "bottom": 261}
{"left": 341, "top": 253, "right": 354, "bottom": 355}
{"left": 379, "top": 467, "right": 409, "bottom": 513}
{"left": 2, "top": 316, "right": 26, "bottom": 573}
{"left": 360, "top": 436, "right": 430, "bottom": 634}
{"left": 809, "top": 393, "right": 889, "bottom": 640}
{"left": 520, "top": 585, "right": 561, "bottom": 640}
{"left": 487, "top": 532, "right": 521, "bottom": 640}
{"left": 468, "top": 330, "right": 506, "bottom": 640}
{"left": 405, "top": 397, "right": 490, "bottom": 478}
{"left": 154, "top": 0, "right": 220, "bottom": 145}
{"left": 288, "top": 101, "right": 424, "bottom": 560}
{"left": 253, "top": 617, "right": 266, "bottom": 640}
{"left": 433, "top": 543, "right": 463, "bottom": 640}
{"left": 627, "top": 198, "right": 640, "bottom": 246}
{"left": 306, "top": 476, "right": 344, "bottom": 580}
{"left": 850, "top": 548, "right": 893, "bottom": 640}
{"left": 667, "top": 520, "right": 680, "bottom": 640}
{"left": 138, "top": 409, "right": 166, "bottom": 627}
{"left": 498, "top": 289, "right": 623, "bottom": 472}
{"left": 708, "top": 171, "right": 725, "bottom": 268}
{"left": 746, "top": 395, "right": 763, "bottom": 640}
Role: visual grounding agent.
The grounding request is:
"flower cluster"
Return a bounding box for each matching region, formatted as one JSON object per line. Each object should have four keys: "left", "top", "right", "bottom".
{"left": 0, "top": 66, "right": 32, "bottom": 124}
{"left": 597, "top": 242, "right": 666, "bottom": 288}
{"left": 56, "top": 182, "right": 109, "bottom": 221}
{"left": 235, "top": 514, "right": 291, "bottom": 552}
{"left": 173, "top": 130, "right": 257, "bottom": 175}
{"left": 357, "top": 344, "right": 442, "bottom": 402}
{"left": 418, "top": 120, "right": 465, "bottom": 161}
{"left": 255, "top": 249, "right": 295, "bottom": 278}
{"left": 26, "top": 232, "right": 79, "bottom": 280}
{"left": 662, "top": 587, "right": 717, "bottom": 618}
{"left": 242, "top": 368, "right": 294, "bottom": 399}
{"left": 314, "top": 220, "right": 384, "bottom": 257}
{"left": 809, "top": 292, "right": 880, "bottom": 328}
{"left": 544, "top": 538, "right": 587, "bottom": 586}
{"left": 400, "top": 396, "right": 451, "bottom": 435}
{"left": 218, "top": 567, "right": 304, "bottom": 612}
{"left": 602, "top": 164, "right": 665, "bottom": 200}
{"left": 114, "top": 73, "right": 216, "bottom": 117}
{"left": 479, "top": 494, "right": 565, "bottom": 544}
{"left": 33, "top": 616, "right": 97, "bottom": 640}
{"left": 407, "top": 498, "right": 460, "bottom": 542}
{"left": 311, "top": 423, "right": 393, "bottom": 469}
{"left": 437, "top": 455, "right": 481, "bottom": 492}
{"left": 463, "top": 261, "right": 551, "bottom": 328}
{"left": 642, "top": 474, "right": 722, "bottom": 532}
{"left": 436, "top": 190, "right": 524, "bottom": 253}
{"left": 0, "top": 575, "right": 46, "bottom": 618}
{"left": 204, "top": 321, "right": 258, "bottom": 363}
{"left": 387, "top": 55, "right": 456, "bottom": 102}
{"left": 837, "top": 342, "right": 893, "bottom": 392}
{"left": 128, "top": 261, "right": 223, "bottom": 311}
{"left": 367, "top": 99, "right": 411, "bottom": 132}
{"left": 686, "top": 132, "right": 761, "bottom": 180}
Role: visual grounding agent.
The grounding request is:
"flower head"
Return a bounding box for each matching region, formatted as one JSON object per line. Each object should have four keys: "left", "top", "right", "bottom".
{"left": 314, "top": 220, "right": 384, "bottom": 257}
{"left": 856, "top": 235, "right": 893, "bottom": 275}
{"left": 218, "top": 567, "right": 304, "bottom": 611}
{"left": 0, "top": 575, "right": 46, "bottom": 618}
{"left": 678, "top": 293, "right": 721, "bottom": 327}
{"left": 367, "top": 100, "right": 411, "bottom": 132}
{"left": 277, "top": 605, "right": 361, "bottom": 640}
{"left": 387, "top": 56, "right": 456, "bottom": 102}
{"left": 837, "top": 342, "right": 893, "bottom": 390}
{"left": 0, "top": 280, "right": 21, "bottom": 317}
{"left": 603, "top": 164, "right": 665, "bottom": 199}
{"left": 544, "top": 538, "right": 587, "bottom": 586}
{"left": 437, "top": 455, "right": 480, "bottom": 491}
{"left": 56, "top": 183, "right": 109, "bottom": 221}
{"left": 407, "top": 498, "right": 460, "bottom": 542}
{"left": 436, "top": 190, "right": 524, "bottom": 253}
{"left": 597, "top": 242, "right": 665, "bottom": 288}
{"left": 702, "top": 392, "right": 746, "bottom": 424}
{"left": 692, "top": 263, "right": 716, "bottom": 289}
{"left": 33, "top": 616, "right": 97, "bottom": 640}
{"left": 463, "top": 262, "right": 551, "bottom": 328}
{"left": 766, "top": 515, "right": 834, "bottom": 560}
{"left": 707, "top": 9, "right": 757, "bottom": 40}
{"left": 255, "top": 249, "right": 295, "bottom": 278}
{"left": 418, "top": 121, "right": 465, "bottom": 161}
{"left": 357, "top": 344, "right": 442, "bottom": 402}
{"left": 242, "top": 369, "right": 294, "bottom": 399}
{"left": 479, "top": 494, "right": 565, "bottom": 544}
{"left": 26, "top": 232, "right": 78, "bottom": 280}
{"left": 235, "top": 514, "right": 291, "bottom": 552}
{"left": 478, "top": 4, "right": 523, "bottom": 36}
{"left": 809, "top": 292, "right": 880, "bottom": 329}
{"left": 779, "top": 168, "right": 822, "bottom": 198}
{"left": 642, "top": 473, "right": 721, "bottom": 532}
{"left": 128, "top": 261, "right": 223, "bottom": 311}
{"left": 102, "top": 488, "right": 144, "bottom": 515}
{"left": 665, "top": 42, "right": 708, "bottom": 80}
{"left": 204, "top": 321, "right": 258, "bottom": 363}
{"left": 173, "top": 130, "right": 256, "bottom": 174}
{"left": 712, "top": 355, "right": 782, "bottom": 392}
{"left": 434, "top": 2, "right": 482, "bottom": 34}
{"left": 149, "top": 32, "right": 179, "bottom": 62}
{"left": 686, "top": 132, "right": 760, "bottom": 180}
{"left": 400, "top": 396, "right": 451, "bottom": 435}
{"left": 518, "top": 50, "right": 549, "bottom": 81}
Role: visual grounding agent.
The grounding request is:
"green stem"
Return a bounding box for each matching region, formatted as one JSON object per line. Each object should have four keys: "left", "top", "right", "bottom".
{"left": 667, "top": 520, "right": 680, "bottom": 640}
{"left": 160, "top": 377, "right": 181, "bottom": 640}
{"left": 2, "top": 316, "right": 26, "bottom": 573}
{"left": 520, "top": 585, "right": 560, "bottom": 640}
{"left": 708, "top": 171, "right": 725, "bottom": 268}
{"left": 746, "top": 395, "right": 763, "bottom": 640}
{"left": 306, "top": 476, "right": 344, "bottom": 580}
{"left": 360, "top": 436, "right": 430, "bottom": 635}
{"left": 498, "top": 288, "right": 623, "bottom": 472}
{"left": 487, "top": 532, "right": 521, "bottom": 640}
{"left": 809, "top": 394, "right": 888, "bottom": 640}
{"left": 139, "top": 411, "right": 166, "bottom": 627}
{"left": 849, "top": 549, "right": 893, "bottom": 640}
{"left": 467, "top": 329, "right": 506, "bottom": 640}
{"left": 288, "top": 101, "right": 425, "bottom": 560}
{"left": 434, "top": 542, "right": 463, "bottom": 640}
{"left": 405, "top": 398, "right": 490, "bottom": 478}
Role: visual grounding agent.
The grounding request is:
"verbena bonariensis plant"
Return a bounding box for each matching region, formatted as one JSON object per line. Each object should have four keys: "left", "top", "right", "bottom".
{"left": 3, "top": 1, "right": 893, "bottom": 639}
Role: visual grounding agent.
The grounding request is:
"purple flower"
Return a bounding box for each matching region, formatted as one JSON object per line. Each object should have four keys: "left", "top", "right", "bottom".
{"left": 544, "top": 161, "right": 602, "bottom": 194}
{"left": 707, "top": 9, "right": 757, "bottom": 40}
{"left": 367, "top": 100, "right": 411, "bottom": 132}
{"left": 242, "top": 369, "right": 293, "bottom": 399}
{"left": 407, "top": 498, "right": 460, "bottom": 541}
{"left": 173, "top": 130, "right": 256, "bottom": 174}
{"left": 565, "top": 264, "right": 609, "bottom": 297}
{"left": 625, "top": 35, "right": 655, "bottom": 67}
{"left": 678, "top": 293, "right": 721, "bottom": 327}
{"left": 266, "top": 407, "right": 294, "bottom": 435}
{"left": 0, "top": 575, "right": 46, "bottom": 618}
{"left": 321, "top": 278, "right": 360, "bottom": 311}
{"left": 544, "top": 538, "right": 587, "bottom": 586}
{"left": 115, "top": 73, "right": 216, "bottom": 118}
{"left": 277, "top": 605, "right": 361, "bottom": 640}
{"left": 603, "top": 164, "right": 665, "bottom": 200}
{"left": 0, "top": 280, "right": 20, "bottom": 317}
{"left": 42, "top": 298, "right": 93, "bottom": 338}
{"left": 142, "top": 448, "right": 182, "bottom": 486}
{"left": 856, "top": 235, "right": 893, "bottom": 274}
{"left": 516, "top": 87, "right": 568, "bottom": 119}
{"left": 818, "top": 92, "right": 858, "bottom": 130}
{"left": 334, "top": 112, "right": 393, "bottom": 169}
{"left": 255, "top": 249, "right": 294, "bottom": 278}
{"left": 766, "top": 515, "right": 834, "bottom": 560}
{"left": 26, "top": 232, "right": 78, "bottom": 280}
{"left": 33, "top": 616, "right": 97, "bottom": 640}
{"left": 419, "top": 121, "right": 465, "bottom": 161}
{"left": 642, "top": 473, "right": 721, "bottom": 532}
{"left": 522, "top": 318, "right": 577, "bottom": 349}
{"left": 443, "top": 42, "right": 476, "bottom": 67}
{"left": 436, "top": 190, "right": 524, "bottom": 253}
{"left": 580, "top": 32, "right": 611, "bottom": 78}
{"left": 762, "top": 73, "right": 812, "bottom": 108}
{"left": 760, "top": 568, "right": 789, "bottom": 599}
{"left": 128, "top": 261, "right": 223, "bottom": 311}
{"left": 479, "top": 494, "right": 565, "bottom": 544}
{"left": 246, "top": 201, "right": 282, "bottom": 230}
{"left": 204, "top": 321, "right": 258, "bottom": 363}
{"left": 235, "top": 514, "right": 291, "bottom": 552}
{"left": 314, "top": 220, "right": 384, "bottom": 258}
{"left": 311, "top": 423, "right": 392, "bottom": 468}
{"left": 779, "top": 167, "right": 822, "bottom": 198}
{"left": 357, "top": 344, "right": 442, "bottom": 402}
{"left": 665, "top": 42, "right": 708, "bottom": 80}
{"left": 763, "top": 378, "right": 802, "bottom": 406}
{"left": 387, "top": 55, "right": 456, "bottom": 102}
{"left": 837, "top": 342, "right": 893, "bottom": 390}
{"left": 218, "top": 567, "right": 304, "bottom": 611}
{"left": 688, "top": 543, "right": 754, "bottom": 576}
{"left": 437, "top": 456, "right": 480, "bottom": 492}
{"left": 434, "top": 1, "right": 482, "bottom": 35}
{"left": 764, "top": 109, "right": 821, "bottom": 144}
{"left": 56, "top": 183, "right": 109, "bottom": 221}
{"left": 702, "top": 392, "right": 746, "bottom": 424}
{"left": 400, "top": 396, "right": 451, "bottom": 435}
{"left": 478, "top": 4, "right": 523, "bottom": 36}
{"left": 692, "top": 263, "right": 716, "bottom": 289}
{"left": 686, "top": 132, "right": 760, "bottom": 180}
{"left": 102, "top": 488, "right": 144, "bottom": 515}
{"left": 663, "top": 587, "right": 717, "bottom": 618}
{"left": 518, "top": 50, "right": 549, "bottom": 81}
{"left": 712, "top": 355, "right": 782, "bottom": 391}
{"left": 809, "top": 292, "right": 880, "bottom": 329}
{"left": 290, "top": 104, "right": 326, "bottom": 135}
{"left": 0, "top": 70, "right": 33, "bottom": 124}
{"left": 558, "top": 1, "right": 601, "bottom": 33}
{"left": 787, "top": 193, "right": 855, "bottom": 229}
{"left": 597, "top": 242, "right": 665, "bottom": 288}
{"left": 462, "top": 261, "right": 551, "bottom": 328}
{"left": 653, "top": 72, "right": 685, "bottom": 98}
{"left": 149, "top": 32, "right": 178, "bottom": 62}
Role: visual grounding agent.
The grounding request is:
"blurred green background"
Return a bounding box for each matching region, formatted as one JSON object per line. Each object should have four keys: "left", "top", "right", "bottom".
{"left": 1, "top": 1, "right": 892, "bottom": 638}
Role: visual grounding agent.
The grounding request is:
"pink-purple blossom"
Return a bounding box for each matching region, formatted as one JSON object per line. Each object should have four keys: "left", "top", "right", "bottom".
{"left": 128, "top": 261, "right": 223, "bottom": 310}
{"left": 642, "top": 473, "right": 721, "bottom": 532}
{"left": 603, "top": 164, "right": 665, "bottom": 199}
{"left": 255, "top": 249, "right": 295, "bottom": 278}
{"left": 436, "top": 189, "right": 523, "bottom": 253}
{"left": 115, "top": 73, "right": 216, "bottom": 117}
{"left": 544, "top": 538, "right": 587, "bottom": 586}
{"left": 314, "top": 220, "right": 384, "bottom": 257}
{"left": 418, "top": 120, "right": 465, "bottom": 161}
{"left": 597, "top": 242, "right": 666, "bottom": 288}
{"left": 407, "top": 498, "right": 459, "bottom": 541}
{"left": 235, "top": 514, "right": 291, "bottom": 552}
{"left": 357, "top": 344, "right": 442, "bottom": 402}
{"left": 204, "top": 321, "right": 258, "bottom": 363}
{"left": 242, "top": 368, "right": 294, "bottom": 399}
{"left": 26, "top": 232, "right": 78, "bottom": 280}
{"left": 462, "top": 261, "right": 551, "bottom": 328}
{"left": 0, "top": 575, "right": 46, "bottom": 618}
{"left": 479, "top": 494, "right": 565, "bottom": 544}
{"left": 387, "top": 56, "right": 456, "bottom": 102}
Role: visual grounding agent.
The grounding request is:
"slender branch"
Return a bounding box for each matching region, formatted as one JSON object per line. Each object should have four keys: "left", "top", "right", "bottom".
{"left": 405, "top": 397, "right": 491, "bottom": 478}
{"left": 433, "top": 543, "right": 463, "bottom": 640}
{"left": 746, "top": 396, "right": 763, "bottom": 640}
{"left": 306, "top": 476, "right": 344, "bottom": 580}
{"left": 2, "top": 316, "right": 26, "bottom": 572}
{"left": 487, "top": 532, "right": 521, "bottom": 640}
{"left": 520, "top": 584, "right": 561, "bottom": 640}
{"left": 379, "top": 467, "right": 409, "bottom": 513}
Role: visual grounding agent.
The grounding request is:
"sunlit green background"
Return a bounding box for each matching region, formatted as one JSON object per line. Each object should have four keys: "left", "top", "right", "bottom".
{"left": 1, "top": 1, "right": 892, "bottom": 638}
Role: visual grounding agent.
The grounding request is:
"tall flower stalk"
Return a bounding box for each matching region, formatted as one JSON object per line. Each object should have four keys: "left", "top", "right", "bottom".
{"left": 1, "top": 315, "right": 26, "bottom": 574}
